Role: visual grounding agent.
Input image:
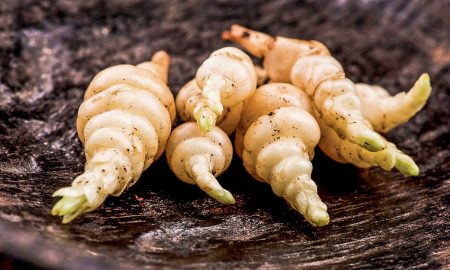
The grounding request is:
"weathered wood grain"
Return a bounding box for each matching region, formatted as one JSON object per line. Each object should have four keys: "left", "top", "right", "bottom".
{"left": 0, "top": 0, "right": 449, "bottom": 269}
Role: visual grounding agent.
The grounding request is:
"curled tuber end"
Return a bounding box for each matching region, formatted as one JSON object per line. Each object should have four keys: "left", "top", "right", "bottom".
{"left": 305, "top": 204, "right": 330, "bottom": 227}
{"left": 51, "top": 191, "right": 88, "bottom": 224}
{"left": 290, "top": 182, "right": 330, "bottom": 227}
{"left": 186, "top": 155, "right": 235, "bottom": 205}
{"left": 357, "top": 72, "right": 432, "bottom": 133}
{"left": 198, "top": 175, "right": 236, "bottom": 205}
{"left": 272, "top": 156, "right": 329, "bottom": 227}
{"left": 401, "top": 72, "right": 431, "bottom": 128}
{"left": 413, "top": 73, "right": 432, "bottom": 103}
{"left": 395, "top": 153, "right": 420, "bottom": 176}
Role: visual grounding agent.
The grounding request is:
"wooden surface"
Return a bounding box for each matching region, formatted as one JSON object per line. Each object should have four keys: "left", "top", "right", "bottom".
{"left": 0, "top": 0, "right": 449, "bottom": 269}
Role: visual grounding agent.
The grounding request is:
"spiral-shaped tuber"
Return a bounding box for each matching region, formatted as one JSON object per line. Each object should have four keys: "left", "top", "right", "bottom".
{"left": 237, "top": 83, "right": 329, "bottom": 227}
{"left": 52, "top": 51, "right": 175, "bottom": 223}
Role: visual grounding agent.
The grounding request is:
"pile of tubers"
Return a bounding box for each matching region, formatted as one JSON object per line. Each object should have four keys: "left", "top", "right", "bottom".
{"left": 52, "top": 25, "right": 431, "bottom": 227}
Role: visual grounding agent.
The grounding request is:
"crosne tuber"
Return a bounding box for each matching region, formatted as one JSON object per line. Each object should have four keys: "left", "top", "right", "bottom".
{"left": 176, "top": 47, "right": 257, "bottom": 132}
{"left": 165, "top": 122, "right": 235, "bottom": 204}
{"left": 223, "top": 25, "right": 429, "bottom": 176}
{"left": 223, "top": 25, "right": 430, "bottom": 154}
{"left": 237, "top": 83, "right": 329, "bottom": 227}
{"left": 52, "top": 51, "right": 175, "bottom": 223}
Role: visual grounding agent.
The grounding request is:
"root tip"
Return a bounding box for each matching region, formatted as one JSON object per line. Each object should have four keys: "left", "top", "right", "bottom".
{"left": 307, "top": 208, "right": 330, "bottom": 227}
{"left": 395, "top": 155, "right": 420, "bottom": 176}
{"left": 415, "top": 73, "right": 432, "bottom": 98}
{"left": 51, "top": 195, "right": 87, "bottom": 223}
{"left": 214, "top": 189, "right": 236, "bottom": 205}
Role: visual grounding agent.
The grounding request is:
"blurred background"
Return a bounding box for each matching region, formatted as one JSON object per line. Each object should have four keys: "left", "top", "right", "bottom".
{"left": 0, "top": 0, "right": 449, "bottom": 269}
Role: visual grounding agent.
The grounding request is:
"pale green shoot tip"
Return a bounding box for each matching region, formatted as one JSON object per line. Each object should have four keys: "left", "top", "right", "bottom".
{"left": 52, "top": 195, "right": 87, "bottom": 224}
{"left": 413, "top": 73, "right": 432, "bottom": 101}
{"left": 205, "top": 188, "right": 236, "bottom": 205}
{"left": 395, "top": 154, "right": 420, "bottom": 176}
{"left": 357, "top": 130, "right": 386, "bottom": 152}
{"left": 196, "top": 106, "right": 217, "bottom": 132}
{"left": 305, "top": 206, "right": 330, "bottom": 227}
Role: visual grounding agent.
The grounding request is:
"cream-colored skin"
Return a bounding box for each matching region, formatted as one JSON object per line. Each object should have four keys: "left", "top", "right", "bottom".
{"left": 223, "top": 25, "right": 427, "bottom": 176}
{"left": 318, "top": 118, "right": 419, "bottom": 176}
{"left": 238, "top": 83, "right": 328, "bottom": 227}
{"left": 176, "top": 79, "right": 243, "bottom": 135}
{"left": 223, "top": 25, "right": 386, "bottom": 151}
{"left": 166, "top": 122, "right": 235, "bottom": 204}
{"left": 52, "top": 51, "right": 175, "bottom": 223}
{"left": 235, "top": 83, "right": 313, "bottom": 158}
{"left": 177, "top": 47, "right": 257, "bottom": 132}
{"left": 355, "top": 73, "right": 431, "bottom": 133}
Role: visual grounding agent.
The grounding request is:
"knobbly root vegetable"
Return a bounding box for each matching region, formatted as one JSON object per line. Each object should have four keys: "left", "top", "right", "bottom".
{"left": 176, "top": 79, "right": 243, "bottom": 135}
{"left": 223, "top": 25, "right": 387, "bottom": 152}
{"left": 318, "top": 118, "right": 419, "bottom": 176}
{"left": 177, "top": 47, "right": 257, "bottom": 132}
{"left": 356, "top": 73, "right": 431, "bottom": 133}
{"left": 224, "top": 25, "right": 428, "bottom": 177}
{"left": 52, "top": 51, "right": 175, "bottom": 223}
{"left": 165, "top": 122, "right": 235, "bottom": 204}
{"left": 238, "top": 83, "right": 328, "bottom": 226}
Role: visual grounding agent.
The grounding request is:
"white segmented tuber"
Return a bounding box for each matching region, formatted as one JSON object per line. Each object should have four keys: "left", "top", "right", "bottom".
{"left": 165, "top": 122, "right": 235, "bottom": 204}
{"left": 176, "top": 47, "right": 257, "bottom": 132}
{"left": 355, "top": 73, "right": 431, "bottom": 133}
{"left": 52, "top": 51, "right": 175, "bottom": 223}
{"left": 223, "top": 25, "right": 388, "bottom": 152}
{"left": 176, "top": 79, "right": 244, "bottom": 135}
{"left": 224, "top": 25, "right": 427, "bottom": 176}
{"left": 238, "top": 83, "right": 329, "bottom": 227}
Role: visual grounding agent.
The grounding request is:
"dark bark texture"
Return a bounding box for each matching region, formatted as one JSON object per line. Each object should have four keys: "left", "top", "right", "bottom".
{"left": 0, "top": 0, "right": 449, "bottom": 269}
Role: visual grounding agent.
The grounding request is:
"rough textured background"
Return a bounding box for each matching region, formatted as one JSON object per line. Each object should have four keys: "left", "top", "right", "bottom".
{"left": 0, "top": 0, "right": 449, "bottom": 269}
